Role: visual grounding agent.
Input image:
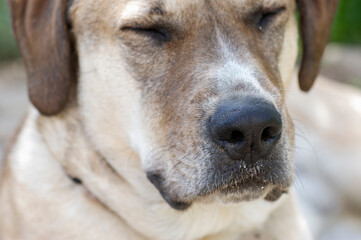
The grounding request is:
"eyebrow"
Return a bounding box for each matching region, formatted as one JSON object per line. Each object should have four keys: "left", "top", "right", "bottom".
{"left": 120, "top": 1, "right": 168, "bottom": 25}
{"left": 149, "top": 6, "right": 166, "bottom": 16}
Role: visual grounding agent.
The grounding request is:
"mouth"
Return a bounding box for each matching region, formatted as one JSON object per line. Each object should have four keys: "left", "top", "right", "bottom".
{"left": 219, "top": 172, "right": 268, "bottom": 194}
{"left": 197, "top": 156, "right": 292, "bottom": 204}
{"left": 147, "top": 159, "right": 292, "bottom": 211}
{"left": 216, "top": 173, "right": 289, "bottom": 203}
{"left": 215, "top": 160, "right": 290, "bottom": 199}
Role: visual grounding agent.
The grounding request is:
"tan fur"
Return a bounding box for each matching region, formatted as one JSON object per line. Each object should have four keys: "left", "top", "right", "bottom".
{"left": 1, "top": 0, "right": 337, "bottom": 239}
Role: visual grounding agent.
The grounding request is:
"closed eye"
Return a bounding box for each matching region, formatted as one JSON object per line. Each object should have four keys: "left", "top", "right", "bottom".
{"left": 257, "top": 7, "right": 286, "bottom": 30}
{"left": 121, "top": 26, "right": 171, "bottom": 42}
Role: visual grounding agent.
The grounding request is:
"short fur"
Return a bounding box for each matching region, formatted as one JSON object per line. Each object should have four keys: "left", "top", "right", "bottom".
{"left": 1, "top": 0, "right": 338, "bottom": 239}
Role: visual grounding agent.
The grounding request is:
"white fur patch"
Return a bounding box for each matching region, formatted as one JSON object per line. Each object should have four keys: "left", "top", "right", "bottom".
{"left": 120, "top": 0, "right": 150, "bottom": 20}
{"left": 171, "top": 197, "right": 285, "bottom": 240}
{"left": 10, "top": 108, "right": 66, "bottom": 191}
{"left": 210, "top": 31, "right": 275, "bottom": 103}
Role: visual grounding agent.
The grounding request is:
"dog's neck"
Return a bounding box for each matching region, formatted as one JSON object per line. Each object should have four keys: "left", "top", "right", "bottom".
{"left": 36, "top": 108, "right": 282, "bottom": 240}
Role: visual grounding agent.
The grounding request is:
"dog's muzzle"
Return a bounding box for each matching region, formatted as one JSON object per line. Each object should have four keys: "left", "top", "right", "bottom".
{"left": 147, "top": 97, "right": 290, "bottom": 210}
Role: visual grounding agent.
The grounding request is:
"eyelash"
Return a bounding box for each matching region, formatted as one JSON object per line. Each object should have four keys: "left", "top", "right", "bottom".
{"left": 257, "top": 7, "right": 286, "bottom": 30}
{"left": 121, "top": 26, "right": 170, "bottom": 42}
{"left": 121, "top": 6, "right": 286, "bottom": 42}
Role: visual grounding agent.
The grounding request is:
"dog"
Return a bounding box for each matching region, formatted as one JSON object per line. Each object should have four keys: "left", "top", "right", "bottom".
{"left": 0, "top": 0, "right": 338, "bottom": 239}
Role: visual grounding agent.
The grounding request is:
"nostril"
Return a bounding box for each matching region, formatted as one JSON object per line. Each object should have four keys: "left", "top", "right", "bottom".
{"left": 261, "top": 126, "right": 281, "bottom": 142}
{"left": 208, "top": 97, "right": 282, "bottom": 160}
{"left": 229, "top": 130, "right": 244, "bottom": 143}
{"left": 214, "top": 129, "right": 244, "bottom": 143}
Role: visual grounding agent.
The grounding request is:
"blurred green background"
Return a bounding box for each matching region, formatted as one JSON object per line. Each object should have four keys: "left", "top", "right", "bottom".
{"left": 331, "top": 0, "right": 361, "bottom": 44}
{"left": 0, "top": 0, "right": 361, "bottom": 61}
{"left": 0, "top": 0, "right": 18, "bottom": 61}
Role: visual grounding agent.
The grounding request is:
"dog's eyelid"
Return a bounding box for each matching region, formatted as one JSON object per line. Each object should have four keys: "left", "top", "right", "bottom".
{"left": 257, "top": 6, "right": 287, "bottom": 30}
{"left": 120, "top": 25, "right": 171, "bottom": 42}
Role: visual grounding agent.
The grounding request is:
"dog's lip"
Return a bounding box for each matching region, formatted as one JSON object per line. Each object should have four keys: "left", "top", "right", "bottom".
{"left": 147, "top": 161, "right": 291, "bottom": 210}
{"left": 218, "top": 173, "right": 268, "bottom": 193}
{"left": 215, "top": 162, "right": 279, "bottom": 194}
{"left": 161, "top": 193, "right": 192, "bottom": 211}
{"left": 146, "top": 171, "right": 192, "bottom": 211}
{"left": 216, "top": 175, "right": 289, "bottom": 203}
{"left": 265, "top": 187, "right": 288, "bottom": 202}
{"left": 220, "top": 162, "right": 265, "bottom": 185}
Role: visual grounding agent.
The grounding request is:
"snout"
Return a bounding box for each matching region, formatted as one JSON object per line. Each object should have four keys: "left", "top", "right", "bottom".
{"left": 146, "top": 96, "right": 293, "bottom": 210}
{"left": 208, "top": 97, "right": 282, "bottom": 162}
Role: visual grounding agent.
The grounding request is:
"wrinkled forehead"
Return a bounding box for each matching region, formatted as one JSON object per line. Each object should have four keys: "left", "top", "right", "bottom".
{"left": 71, "top": 0, "right": 291, "bottom": 28}
{"left": 120, "top": 0, "right": 290, "bottom": 20}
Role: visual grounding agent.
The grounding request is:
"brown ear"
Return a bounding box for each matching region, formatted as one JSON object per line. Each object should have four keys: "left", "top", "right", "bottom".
{"left": 297, "top": 0, "right": 339, "bottom": 91}
{"left": 8, "top": 0, "right": 75, "bottom": 115}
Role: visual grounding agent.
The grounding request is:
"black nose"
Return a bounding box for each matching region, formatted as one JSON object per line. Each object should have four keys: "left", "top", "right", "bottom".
{"left": 208, "top": 97, "right": 282, "bottom": 160}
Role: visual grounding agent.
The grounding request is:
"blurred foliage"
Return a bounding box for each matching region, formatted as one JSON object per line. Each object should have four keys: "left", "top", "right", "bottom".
{"left": 0, "top": 0, "right": 18, "bottom": 61}
{"left": 331, "top": 0, "right": 361, "bottom": 44}
{"left": 0, "top": 0, "right": 361, "bottom": 61}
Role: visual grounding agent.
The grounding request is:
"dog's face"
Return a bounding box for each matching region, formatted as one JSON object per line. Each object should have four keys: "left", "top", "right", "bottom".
{"left": 69, "top": 0, "right": 297, "bottom": 209}
{"left": 9, "top": 0, "right": 338, "bottom": 210}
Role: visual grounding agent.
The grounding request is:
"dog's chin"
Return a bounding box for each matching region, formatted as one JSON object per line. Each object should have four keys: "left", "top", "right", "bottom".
{"left": 147, "top": 171, "right": 289, "bottom": 211}
{"left": 159, "top": 185, "right": 287, "bottom": 211}
{"left": 197, "top": 177, "right": 289, "bottom": 205}
{"left": 211, "top": 185, "right": 288, "bottom": 205}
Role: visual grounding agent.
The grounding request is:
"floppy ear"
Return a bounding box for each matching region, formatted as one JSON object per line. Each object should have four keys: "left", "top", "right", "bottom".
{"left": 296, "top": 0, "right": 339, "bottom": 91}
{"left": 8, "top": 0, "right": 75, "bottom": 115}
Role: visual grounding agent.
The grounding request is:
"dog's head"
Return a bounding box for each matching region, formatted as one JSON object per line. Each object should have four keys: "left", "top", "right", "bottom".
{"left": 9, "top": 0, "right": 338, "bottom": 210}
